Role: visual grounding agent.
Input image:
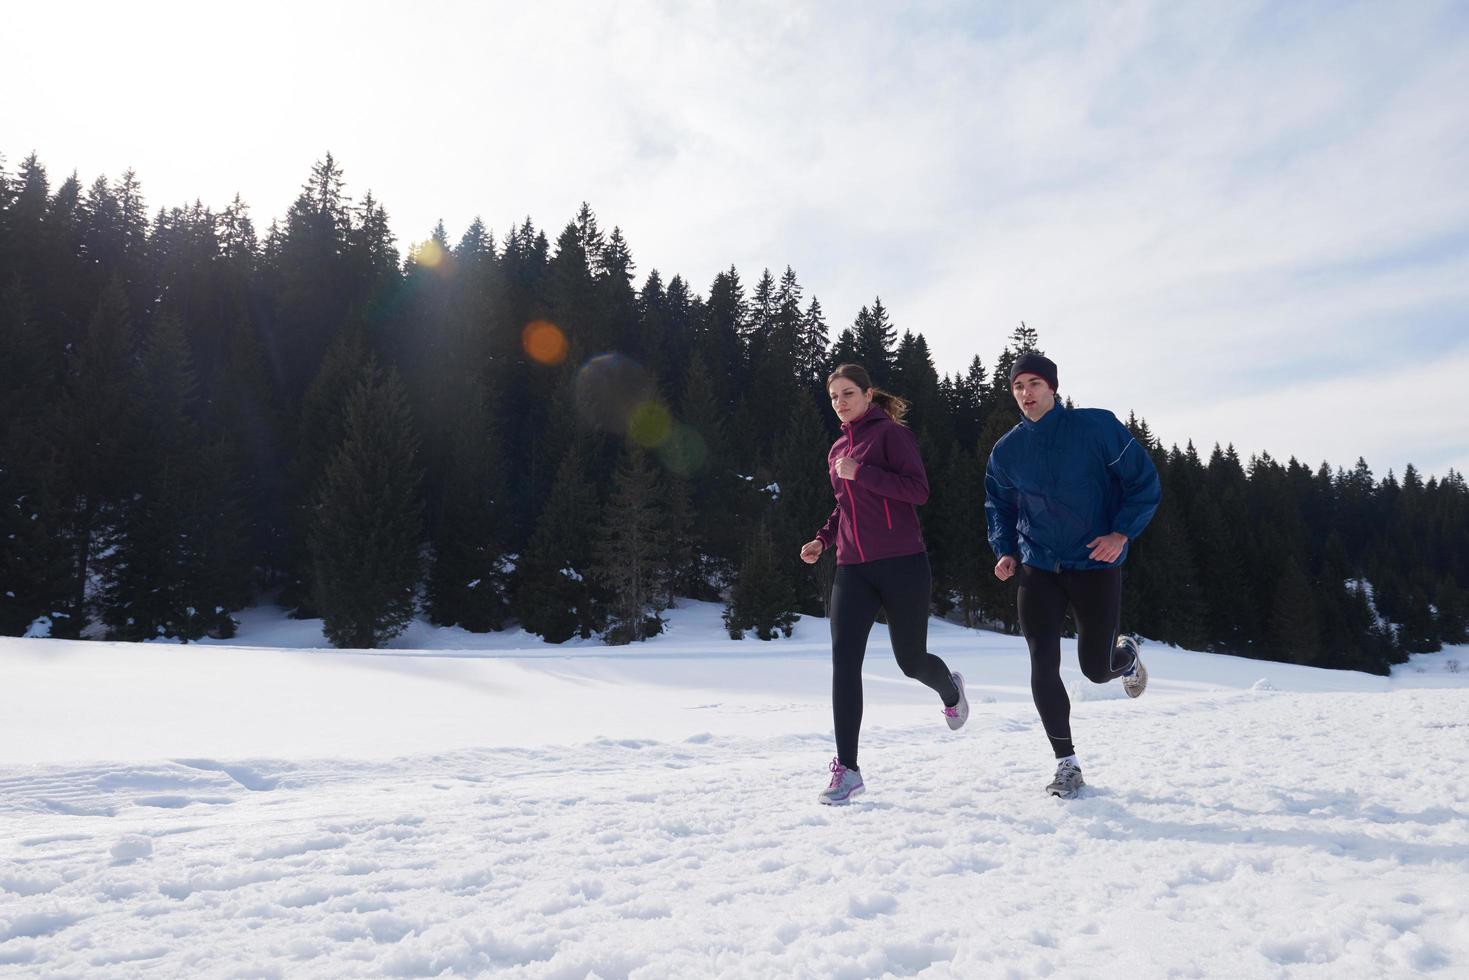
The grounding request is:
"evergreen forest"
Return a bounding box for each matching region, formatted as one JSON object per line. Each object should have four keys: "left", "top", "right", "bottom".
{"left": 2, "top": 152, "right": 1465, "bottom": 674}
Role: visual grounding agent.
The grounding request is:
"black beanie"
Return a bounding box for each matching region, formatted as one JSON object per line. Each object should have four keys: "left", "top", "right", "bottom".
{"left": 1009, "top": 353, "right": 1058, "bottom": 391}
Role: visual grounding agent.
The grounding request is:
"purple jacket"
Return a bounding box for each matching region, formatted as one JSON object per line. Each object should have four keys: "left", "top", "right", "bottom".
{"left": 815, "top": 405, "right": 929, "bottom": 565}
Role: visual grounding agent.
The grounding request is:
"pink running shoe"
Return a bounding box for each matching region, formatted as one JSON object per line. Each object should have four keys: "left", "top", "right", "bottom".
{"left": 943, "top": 671, "right": 970, "bottom": 730}
{"left": 817, "top": 757, "right": 865, "bottom": 805}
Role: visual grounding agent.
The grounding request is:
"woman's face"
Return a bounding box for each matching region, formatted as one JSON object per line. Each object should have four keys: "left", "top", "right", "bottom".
{"left": 829, "top": 377, "right": 873, "bottom": 424}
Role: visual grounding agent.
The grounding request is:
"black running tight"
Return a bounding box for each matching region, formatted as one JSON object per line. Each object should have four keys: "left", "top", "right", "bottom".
{"left": 1016, "top": 563, "right": 1135, "bottom": 759}
{"left": 831, "top": 551, "right": 959, "bottom": 770}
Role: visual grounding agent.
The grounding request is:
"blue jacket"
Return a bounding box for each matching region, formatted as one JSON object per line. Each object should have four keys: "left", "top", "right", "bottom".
{"left": 984, "top": 402, "right": 1160, "bottom": 571}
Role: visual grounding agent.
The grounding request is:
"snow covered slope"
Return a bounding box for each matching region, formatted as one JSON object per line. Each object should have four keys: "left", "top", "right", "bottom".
{"left": 2, "top": 603, "right": 1466, "bottom": 977}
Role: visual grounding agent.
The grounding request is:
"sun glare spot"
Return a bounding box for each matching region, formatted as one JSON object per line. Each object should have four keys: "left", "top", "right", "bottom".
{"left": 658, "top": 423, "right": 708, "bottom": 476}
{"left": 416, "top": 239, "right": 446, "bottom": 268}
{"left": 628, "top": 402, "right": 673, "bottom": 448}
{"left": 523, "top": 321, "right": 568, "bottom": 365}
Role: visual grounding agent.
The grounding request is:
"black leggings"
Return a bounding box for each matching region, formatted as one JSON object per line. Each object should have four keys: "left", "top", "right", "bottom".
{"left": 1016, "top": 564, "right": 1135, "bottom": 759}
{"left": 831, "top": 552, "right": 959, "bottom": 770}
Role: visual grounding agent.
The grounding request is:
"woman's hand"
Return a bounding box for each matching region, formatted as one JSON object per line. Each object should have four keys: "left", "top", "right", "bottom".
{"left": 833, "top": 456, "right": 860, "bottom": 480}
{"left": 800, "top": 539, "right": 825, "bottom": 564}
{"left": 994, "top": 555, "right": 1017, "bottom": 581}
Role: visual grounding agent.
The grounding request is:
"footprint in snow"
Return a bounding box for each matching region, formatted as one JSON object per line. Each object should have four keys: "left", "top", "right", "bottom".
{"left": 848, "top": 892, "right": 898, "bottom": 918}
{"left": 110, "top": 836, "right": 153, "bottom": 865}
{"left": 173, "top": 759, "right": 279, "bottom": 792}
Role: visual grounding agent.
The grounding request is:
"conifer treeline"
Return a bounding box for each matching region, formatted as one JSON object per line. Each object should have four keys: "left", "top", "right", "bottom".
{"left": 2, "top": 153, "right": 1465, "bottom": 673}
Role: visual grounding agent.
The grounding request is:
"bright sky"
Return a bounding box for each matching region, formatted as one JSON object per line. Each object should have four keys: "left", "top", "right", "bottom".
{"left": 7, "top": 0, "right": 1468, "bottom": 478}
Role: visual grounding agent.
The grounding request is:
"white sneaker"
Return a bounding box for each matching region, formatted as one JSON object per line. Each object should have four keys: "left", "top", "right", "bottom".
{"left": 818, "top": 758, "right": 865, "bottom": 805}
{"left": 1118, "top": 635, "right": 1147, "bottom": 699}
{"left": 942, "top": 671, "right": 969, "bottom": 730}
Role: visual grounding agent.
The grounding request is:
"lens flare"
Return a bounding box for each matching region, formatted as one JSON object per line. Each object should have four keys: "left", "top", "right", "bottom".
{"left": 416, "top": 239, "right": 446, "bottom": 268}
{"left": 575, "top": 353, "right": 653, "bottom": 432}
{"left": 657, "top": 422, "right": 708, "bottom": 476}
{"left": 522, "top": 321, "right": 568, "bottom": 366}
{"left": 628, "top": 401, "right": 673, "bottom": 448}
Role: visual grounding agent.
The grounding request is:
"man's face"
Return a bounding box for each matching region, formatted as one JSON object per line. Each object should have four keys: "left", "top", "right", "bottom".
{"left": 1011, "top": 373, "right": 1056, "bottom": 422}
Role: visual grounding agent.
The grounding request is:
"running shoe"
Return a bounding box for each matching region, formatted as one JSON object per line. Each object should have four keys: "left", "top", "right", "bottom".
{"left": 1046, "top": 757, "right": 1085, "bottom": 799}
{"left": 1118, "top": 635, "right": 1148, "bottom": 699}
{"left": 943, "top": 671, "right": 970, "bottom": 730}
{"left": 818, "top": 757, "right": 865, "bottom": 805}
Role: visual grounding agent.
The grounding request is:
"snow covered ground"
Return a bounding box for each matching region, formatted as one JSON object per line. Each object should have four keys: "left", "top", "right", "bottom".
{"left": 2, "top": 602, "right": 1466, "bottom": 978}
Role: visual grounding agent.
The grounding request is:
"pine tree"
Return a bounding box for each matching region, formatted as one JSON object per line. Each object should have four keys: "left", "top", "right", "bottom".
{"left": 53, "top": 278, "right": 142, "bottom": 636}
{"left": 1123, "top": 479, "right": 1205, "bottom": 648}
{"left": 599, "top": 226, "right": 640, "bottom": 360}
{"left": 1266, "top": 556, "right": 1322, "bottom": 665}
{"left": 857, "top": 298, "right": 897, "bottom": 385}
{"left": 282, "top": 331, "right": 375, "bottom": 614}
{"left": 1003, "top": 321, "right": 1040, "bottom": 358}
{"left": 593, "top": 448, "right": 672, "bottom": 643}
{"left": 638, "top": 269, "right": 671, "bottom": 382}
{"left": 308, "top": 366, "right": 424, "bottom": 649}
{"left": 947, "top": 355, "right": 986, "bottom": 448}
{"left": 40, "top": 172, "right": 91, "bottom": 352}
{"left": 218, "top": 194, "right": 258, "bottom": 264}
{"left": 213, "top": 310, "right": 284, "bottom": 576}
{"left": 724, "top": 521, "right": 800, "bottom": 640}
{"left": 0, "top": 278, "right": 71, "bottom": 634}
{"left": 3, "top": 155, "right": 49, "bottom": 296}
{"left": 891, "top": 332, "right": 949, "bottom": 446}
{"left": 101, "top": 315, "right": 248, "bottom": 641}
{"left": 267, "top": 154, "right": 361, "bottom": 402}
{"left": 828, "top": 327, "right": 859, "bottom": 372}
{"left": 745, "top": 268, "right": 777, "bottom": 346}
{"left": 574, "top": 201, "right": 605, "bottom": 273}
{"left": 513, "top": 443, "right": 606, "bottom": 643}
{"left": 0, "top": 152, "right": 13, "bottom": 252}
{"left": 426, "top": 380, "right": 509, "bottom": 632}
{"left": 347, "top": 189, "right": 400, "bottom": 288}
{"left": 700, "top": 266, "right": 748, "bottom": 405}
{"left": 924, "top": 443, "right": 983, "bottom": 622}
{"left": 546, "top": 219, "right": 601, "bottom": 360}
{"left": 852, "top": 303, "right": 891, "bottom": 385}
{"left": 676, "top": 352, "right": 737, "bottom": 589}
{"left": 975, "top": 380, "right": 1024, "bottom": 634}
{"left": 745, "top": 267, "right": 801, "bottom": 440}
{"left": 771, "top": 390, "right": 836, "bottom": 615}
{"left": 799, "top": 295, "right": 831, "bottom": 390}
{"left": 656, "top": 274, "right": 697, "bottom": 393}
{"left": 659, "top": 473, "right": 701, "bottom": 605}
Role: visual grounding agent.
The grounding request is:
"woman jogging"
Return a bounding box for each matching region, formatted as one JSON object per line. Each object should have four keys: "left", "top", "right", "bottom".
{"left": 800, "top": 363, "right": 968, "bottom": 805}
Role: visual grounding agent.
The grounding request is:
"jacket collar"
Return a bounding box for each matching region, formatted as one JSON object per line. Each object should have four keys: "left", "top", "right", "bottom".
{"left": 1020, "top": 399, "right": 1065, "bottom": 435}
{"left": 841, "top": 404, "right": 886, "bottom": 432}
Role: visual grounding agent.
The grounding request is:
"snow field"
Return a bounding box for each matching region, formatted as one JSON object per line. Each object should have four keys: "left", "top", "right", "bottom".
{"left": 2, "top": 606, "right": 1467, "bottom": 977}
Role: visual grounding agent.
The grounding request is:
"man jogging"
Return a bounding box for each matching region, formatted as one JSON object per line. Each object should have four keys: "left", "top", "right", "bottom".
{"left": 984, "top": 353, "right": 1161, "bottom": 799}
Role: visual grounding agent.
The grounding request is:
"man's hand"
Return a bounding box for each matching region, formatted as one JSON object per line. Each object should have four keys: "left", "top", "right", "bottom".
{"left": 800, "top": 539, "right": 825, "bottom": 564}
{"left": 994, "top": 555, "right": 1017, "bottom": 581}
{"left": 833, "top": 456, "right": 860, "bottom": 480}
{"left": 1087, "top": 532, "right": 1128, "bottom": 563}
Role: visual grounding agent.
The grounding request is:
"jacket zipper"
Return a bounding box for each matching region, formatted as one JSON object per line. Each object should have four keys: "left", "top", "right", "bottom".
{"left": 845, "top": 428, "right": 867, "bottom": 562}
{"left": 883, "top": 499, "right": 892, "bottom": 530}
